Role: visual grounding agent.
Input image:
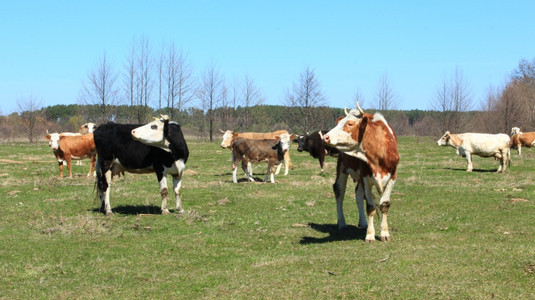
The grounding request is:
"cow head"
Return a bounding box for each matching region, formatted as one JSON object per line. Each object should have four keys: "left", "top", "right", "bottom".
{"left": 511, "top": 127, "right": 521, "bottom": 135}
{"left": 273, "top": 133, "right": 292, "bottom": 153}
{"left": 323, "top": 102, "right": 366, "bottom": 152}
{"left": 45, "top": 131, "right": 62, "bottom": 151}
{"left": 220, "top": 130, "right": 234, "bottom": 149}
{"left": 436, "top": 131, "right": 451, "bottom": 146}
{"left": 80, "top": 122, "right": 98, "bottom": 134}
{"left": 131, "top": 115, "right": 171, "bottom": 147}
{"left": 292, "top": 135, "right": 307, "bottom": 152}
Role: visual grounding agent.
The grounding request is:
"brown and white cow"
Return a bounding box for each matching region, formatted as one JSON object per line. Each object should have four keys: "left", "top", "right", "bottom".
{"left": 79, "top": 122, "right": 98, "bottom": 134}
{"left": 509, "top": 127, "right": 535, "bottom": 155}
{"left": 220, "top": 129, "right": 293, "bottom": 175}
{"left": 323, "top": 102, "right": 399, "bottom": 242}
{"left": 437, "top": 131, "right": 510, "bottom": 172}
{"left": 230, "top": 133, "right": 292, "bottom": 183}
{"left": 45, "top": 132, "right": 97, "bottom": 178}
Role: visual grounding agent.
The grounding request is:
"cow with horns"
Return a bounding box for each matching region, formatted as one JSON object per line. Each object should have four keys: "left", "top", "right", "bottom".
{"left": 323, "top": 102, "right": 399, "bottom": 242}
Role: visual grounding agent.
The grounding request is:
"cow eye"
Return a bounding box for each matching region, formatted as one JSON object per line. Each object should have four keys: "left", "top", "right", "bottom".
{"left": 151, "top": 125, "right": 157, "bottom": 130}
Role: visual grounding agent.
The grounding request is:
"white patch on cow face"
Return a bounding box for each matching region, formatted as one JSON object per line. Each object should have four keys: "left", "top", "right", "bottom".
{"left": 220, "top": 130, "right": 233, "bottom": 148}
{"left": 324, "top": 114, "right": 360, "bottom": 152}
{"left": 46, "top": 133, "right": 61, "bottom": 150}
{"left": 131, "top": 118, "right": 167, "bottom": 146}
{"left": 278, "top": 133, "right": 291, "bottom": 152}
{"left": 511, "top": 127, "right": 521, "bottom": 135}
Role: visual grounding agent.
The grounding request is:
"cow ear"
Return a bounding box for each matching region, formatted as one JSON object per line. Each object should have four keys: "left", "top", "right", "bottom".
{"left": 44, "top": 135, "right": 51, "bottom": 140}
{"left": 336, "top": 116, "right": 344, "bottom": 124}
{"left": 290, "top": 134, "right": 296, "bottom": 140}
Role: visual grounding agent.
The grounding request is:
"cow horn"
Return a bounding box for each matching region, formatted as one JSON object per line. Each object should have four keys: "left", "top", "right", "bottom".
{"left": 160, "top": 114, "right": 169, "bottom": 121}
{"left": 344, "top": 107, "right": 349, "bottom": 116}
{"left": 356, "top": 101, "right": 364, "bottom": 115}
{"left": 46, "top": 129, "right": 49, "bottom": 134}
{"left": 219, "top": 129, "right": 225, "bottom": 133}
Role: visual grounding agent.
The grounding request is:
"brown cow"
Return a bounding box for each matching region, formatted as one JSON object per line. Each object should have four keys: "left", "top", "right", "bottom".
{"left": 220, "top": 129, "right": 293, "bottom": 175}
{"left": 45, "top": 132, "right": 96, "bottom": 178}
{"left": 230, "top": 134, "right": 292, "bottom": 183}
{"left": 323, "top": 102, "right": 399, "bottom": 242}
{"left": 510, "top": 127, "right": 535, "bottom": 155}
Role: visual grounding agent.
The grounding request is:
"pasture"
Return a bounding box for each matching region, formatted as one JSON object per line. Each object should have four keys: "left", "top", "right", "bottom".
{"left": 1, "top": 136, "right": 534, "bottom": 298}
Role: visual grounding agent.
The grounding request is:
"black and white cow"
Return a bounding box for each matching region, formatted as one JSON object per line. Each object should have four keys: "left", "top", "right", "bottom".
{"left": 94, "top": 115, "right": 189, "bottom": 216}
{"left": 293, "top": 130, "right": 340, "bottom": 172}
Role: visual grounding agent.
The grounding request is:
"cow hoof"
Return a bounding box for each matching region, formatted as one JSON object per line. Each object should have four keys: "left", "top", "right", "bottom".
{"left": 161, "top": 209, "right": 170, "bottom": 215}
{"left": 381, "top": 236, "right": 391, "bottom": 242}
{"left": 176, "top": 208, "right": 185, "bottom": 214}
{"left": 365, "top": 238, "right": 375, "bottom": 243}
{"left": 105, "top": 211, "right": 114, "bottom": 217}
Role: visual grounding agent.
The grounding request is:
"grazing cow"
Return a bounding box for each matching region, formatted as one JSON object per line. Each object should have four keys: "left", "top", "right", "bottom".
{"left": 94, "top": 115, "right": 189, "bottom": 216}
{"left": 230, "top": 133, "right": 292, "bottom": 183}
{"left": 509, "top": 127, "right": 535, "bottom": 155}
{"left": 323, "top": 102, "right": 399, "bottom": 242}
{"left": 220, "top": 129, "right": 292, "bottom": 175}
{"left": 44, "top": 132, "right": 96, "bottom": 178}
{"left": 79, "top": 122, "right": 98, "bottom": 134}
{"left": 437, "top": 131, "right": 510, "bottom": 172}
{"left": 293, "top": 130, "right": 340, "bottom": 172}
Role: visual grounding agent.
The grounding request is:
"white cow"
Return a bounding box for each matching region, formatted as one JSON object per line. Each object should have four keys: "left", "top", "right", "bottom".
{"left": 437, "top": 131, "right": 511, "bottom": 173}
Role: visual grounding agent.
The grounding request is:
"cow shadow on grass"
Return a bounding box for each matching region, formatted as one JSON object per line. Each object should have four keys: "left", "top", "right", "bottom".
{"left": 441, "top": 167, "right": 498, "bottom": 173}
{"left": 90, "top": 205, "right": 166, "bottom": 215}
{"left": 299, "top": 223, "right": 369, "bottom": 244}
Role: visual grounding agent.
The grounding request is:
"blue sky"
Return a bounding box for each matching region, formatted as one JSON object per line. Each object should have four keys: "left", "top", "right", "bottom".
{"left": 1, "top": 1, "right": 534, "bottom": 115}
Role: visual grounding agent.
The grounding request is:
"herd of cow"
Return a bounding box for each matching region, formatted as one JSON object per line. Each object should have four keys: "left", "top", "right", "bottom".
{"left": 42, "top": 102, "right": 535, "bottom": 242}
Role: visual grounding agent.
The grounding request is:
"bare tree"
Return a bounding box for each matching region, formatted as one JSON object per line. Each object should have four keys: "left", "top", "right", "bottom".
{"left": 134, "top": 37, "right": 153, "bottom": 124}
{"left": 79, "top": 53, "right": 119, "bottom": 123}
{"left": 238, "top": 74, "right": 263, "bottom": 130}
{"left": 165, "top": 43, "right": 195, "bottom": 120}
{"left": 197, "top": 63, "right": 224, "bottom": 141}
{"left": 374, "top": 72, "right": 401, "bottom": 112}
{"left": 432, "top": 67, "right": 472, "bottom": 133}
{"left": 284, "top": 66, "right": 327, "bottom": 134}
{"left": 124, "top": 40, "right": 136, "bottom": 123}
{"left": 17, "top": 94, "right": 44, "bottom": 143}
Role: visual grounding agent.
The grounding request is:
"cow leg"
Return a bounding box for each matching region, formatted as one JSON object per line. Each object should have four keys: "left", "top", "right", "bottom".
{"left": 158, "top": 175, "right": 170, "bottom": 215}
{"left": 274, "top": 163, "right": 282, "bottom": 175}
{"left": 378, "top": 179, "right": 395, "bottom": 242}
{"left": 465, "top": 153, "right": 473, "bottom": 172}
{"left": 242, "top": 160, "right": 254, "bottom": 182}
{"left": 264, "top": 164, "right": 275, "bottom": 183}
{"left": 518, "top": 145, "right": 522, "bottom": 156}
{"left": 65, "top": 155, "right": 73, "bottom": 178}
{"left": 333, "top": 171, "right": 348, "bottom": 229}
{"left": 172, "top": 175, "right": 184, "bottom": 213}
{"left": 363, "top": 179, "right": 377, "bottom": 242}
{"left": 319, "top": 154, "right": 325, "bottom": 173}
{"left": 58, "top": 160, "right": 64, "bottom": 178}
{"left": 355, "top": 179, "right": 368, "bottom": 229}
{"left": 173, "top": 160, "right": 186, "bottom": 213}
{"left": 102, "top": 170, "right": 113, "bottom": 216}
{"left": 89, "top": 154, "right": 96, "bottom": 177}
{"left": 284, "top": 150, "right": 291, "bottom": 175}
{"left": 247, "top": 162, "right": 254, "bottom": 175}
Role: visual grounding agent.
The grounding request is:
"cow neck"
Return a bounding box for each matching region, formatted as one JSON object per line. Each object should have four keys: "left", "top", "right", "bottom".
{"left": 448, "top": 134, "right": 463, "bottom": 147}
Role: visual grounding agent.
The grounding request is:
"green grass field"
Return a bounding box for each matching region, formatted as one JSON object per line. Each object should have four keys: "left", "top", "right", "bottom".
{"left": 1, "top": 136, "right": 534, "bottom": 299}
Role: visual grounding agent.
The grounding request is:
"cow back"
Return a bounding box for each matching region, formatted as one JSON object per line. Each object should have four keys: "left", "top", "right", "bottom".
{"left": 58, "top": 133, "right": 96, "bottom": 157}
{"left": 232, "top": 137, "right": 282, "bottom": 162}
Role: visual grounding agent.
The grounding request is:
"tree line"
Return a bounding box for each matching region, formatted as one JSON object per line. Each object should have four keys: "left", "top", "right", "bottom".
{"left": 1, "top": 35, "right": 534, "bottom": 143}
